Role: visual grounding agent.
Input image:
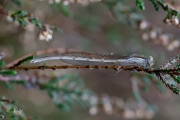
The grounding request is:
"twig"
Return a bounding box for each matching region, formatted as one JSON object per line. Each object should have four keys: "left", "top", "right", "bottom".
{"left": 6, "top": 48, "right": 180, "bottom": 94}
{"left": 107, "top": 2, "right": 180, "bottom": 52}
{"left": 0, "top": 7, "right": 8, "bottom": 16}
{"left": 131, "top": 77, "right": 145, "bottom": 104}
{"left": 6, "top": 62, "right": 180, "bottom": 94}
{"left": 6, "top": 65, "right": 149, "bottom": 71}
{"left": 7, "top": 48, "right": 78, "bottom": 67}
{"left": 160, "top": 55, "right": 180, "bottom": 69}
{"left": 5, "top": 65, "right": 180, "bottom": 74}
{"left": 0, "top": 98, "right": 12, "bottom": 103}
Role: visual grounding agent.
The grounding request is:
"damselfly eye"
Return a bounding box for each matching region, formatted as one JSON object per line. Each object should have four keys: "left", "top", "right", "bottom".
{"left": 147, "top": 56, "right": 154, "bottom": 67}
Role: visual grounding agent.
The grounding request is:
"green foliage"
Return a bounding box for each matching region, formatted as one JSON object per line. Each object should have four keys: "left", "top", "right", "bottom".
{"left": 12, "top": 55, "right": 34, "bottom": 68}
{"left": 10, "top": 10, "right": 42, "bottom": 29}
{"left": 175, "top": 64, "right": 180, "bottom": 69}
{"left": 9, "top": 10, "right": 59, "bottom": 31}
{"left": 58, "top": 3, "right": 73, "bottom": 17}
{"left": 0, "top": 60, "right": 17, "bottom": 78}
{"left": 0, "top": 73, "right": 94, "bottom": 112}
{"left": 148, "top": 0, "right": 180, "bottom": 19}
{"left": 39, "top": 74, "right": 94, "bottom": 111}
{"left": 0, "top": 70, "right": 17, "bottom": 75}
{"left": 50, "top": 3, "right": 73, "bottom": 17}
{"left": 0, "top": 96, "right": 37, "bottom": 120}
{"left": 12, "top": 0, "right": 22, "bottom": 6}
{"left": 170, "top": 84, "right": 180, "bottom": 94}
{"left": 1, "top": 0, "right": 180, "bottom": 119}
{"left": 29, "top": 18, "right": 42, "bottom": 29}
{"left": 156, "top": 0, "right": 167, "bottom": 10}
{"left": 172, "top": 76, "right": 180, "bottom": 84}
{"left": 0, "top": 60, "right": 4, "bottom": 68}
{"left": 132, "top": 73, "right": 166, "bottom": 93}
{"left": 3, "top": 81, "right": 15, "bottom": 90}
{"left": 136, "top": 0, "right": 145, "bottom": 10}
{"left": 150, "top": 0, "right": 160, "bottom": 11}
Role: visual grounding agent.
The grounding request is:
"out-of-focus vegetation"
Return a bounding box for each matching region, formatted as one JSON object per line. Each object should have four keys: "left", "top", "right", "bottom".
{"left": 1, "top": 0, "right": 180, "bottom": 120}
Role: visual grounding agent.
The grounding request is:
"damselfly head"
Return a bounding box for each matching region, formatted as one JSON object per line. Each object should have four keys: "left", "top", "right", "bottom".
{"left": 147, "top": 56, "right": 154, "bottom": 67}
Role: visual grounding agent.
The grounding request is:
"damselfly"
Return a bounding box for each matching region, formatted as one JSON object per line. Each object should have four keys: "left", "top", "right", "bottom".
{"left": 30, "top": 51, "right": 154, "bottom": 68}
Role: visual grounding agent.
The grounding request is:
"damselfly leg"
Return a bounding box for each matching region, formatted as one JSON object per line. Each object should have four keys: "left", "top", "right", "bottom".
{"left": 114, "top": 65, "right": 122, "bottom": 76}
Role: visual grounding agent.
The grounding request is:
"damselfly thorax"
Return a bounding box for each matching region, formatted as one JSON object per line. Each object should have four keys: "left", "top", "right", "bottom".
{"left": 30, "top": 51, "right": 154, "bottom": 68}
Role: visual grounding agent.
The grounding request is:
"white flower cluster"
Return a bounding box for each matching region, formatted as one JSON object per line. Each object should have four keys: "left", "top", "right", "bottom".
{"left": 88, "top": 94, "right": 155, "bottom": 119}
{"left": 138, "top": 20, "right": 180, "bottom": 52}
{"left": 160, "top": 54, "right": 180, "bottom": 69}
{"left": 38, "top": 28, "right": 53, "bottom": 42}
{"left": 163, "top": 3, "right": 180, "bottom": 28}
{"left": 163, "top": 15, "right": 180, "bottom": 27}
{"left": 40, "top": 0, "right": 102, "bottom": 6}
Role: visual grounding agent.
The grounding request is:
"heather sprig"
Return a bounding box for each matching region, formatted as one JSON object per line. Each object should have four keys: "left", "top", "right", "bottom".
{"left": 5, "top": 49, "right": 180, "bottom": 95}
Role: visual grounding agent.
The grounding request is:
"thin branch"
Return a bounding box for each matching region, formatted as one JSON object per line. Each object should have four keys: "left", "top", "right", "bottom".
{"left": 0, "top": 7, "right": 8, "bottom": 15}
{"left": 6, "top": 65, "right": 150, "bottom": 72}
{"left": 0, "top": 7, "right": 60, "bottom": 41}
{"left": 147, "top": 0, "right": 180, "bottom": 28}
{"left": 7, "top": 48, "right": 78, "bottom": 67}
{"left": 131, "top": 77, "right": 145, "bottom": 104}
{"left": 6, "top": 53, "right": 180, "bottom": 94}
{"left": 5, "top": 48, "right": 180, "bottom": 95}
{"left": 109, "top": 3, "right": 180, "bottom": 52}
{"left": 160, "top": 55, "right": 180, "bottom": 69}
{"left": 5, "top": 65, "right": 180, "bottom": 75}
{"left": 0, "top": 98, "right": 12, "bottom": 103}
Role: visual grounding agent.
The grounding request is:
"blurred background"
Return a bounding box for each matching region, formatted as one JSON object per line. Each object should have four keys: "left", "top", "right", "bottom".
{"left": 0, "top": 0, "right": 180, "bottom": 120}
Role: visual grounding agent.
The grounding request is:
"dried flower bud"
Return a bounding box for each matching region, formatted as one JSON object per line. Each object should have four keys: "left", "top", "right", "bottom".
{"left": 115, "top": 98, "right": 124, "bottom": 108}
{"left": 89, "top": 106, "right": 98, "bottom": 115}
{"left": 103, "top": 102, "right": 113, "bottom": 115}
{"left": 6, "top": 16, "right": 13, "bottom": 22}
{"left": 159, "top": 34, "right": 169, "bottom": 46}
{"left": 144, "top": 110, "right": 154, "bottom": 119}
{"left": 139, "top": 21, "right": 149, "bottom": 30}
{"left": 89, "top": 96, "right": 98, "bottom": 105}
{"left": 63, "top": 1, "right": 70, "bottom": 5}
{"left": 149, "top": 30, "right": 157, "bottom": 39}
{"left": 167, "top": 43, "right": 175, "bottom": 51}
{"left": 141, "top": 33, "right": 149, "bottom": 41}
{"left": 0, "top": 52, "right": 5, "bottom": 59}
{"left": 134, "top": 109, "right": 144, "bottom": 119}
{"left": 171, "top": 16, "right": 179, "bottom": 25}
{"left": 167, "top": 40, "right": 180, "bottom": 51}
{"left": 122, "top": 108, "right": 135, "bottom": 119}
{"left": 163, "top": 17, "right": 171, "bottom": 25}
{"left": 166, "top": 4, "right": 175, "bottom": 10}
{"left": 55, "top": 0, "right": 61, "bottom": 3}
{"left": 38, "top": 29, "right": 53, "bottom": 42}
{"left": 171, "top": 39, "right": 180, "bottom": 48}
